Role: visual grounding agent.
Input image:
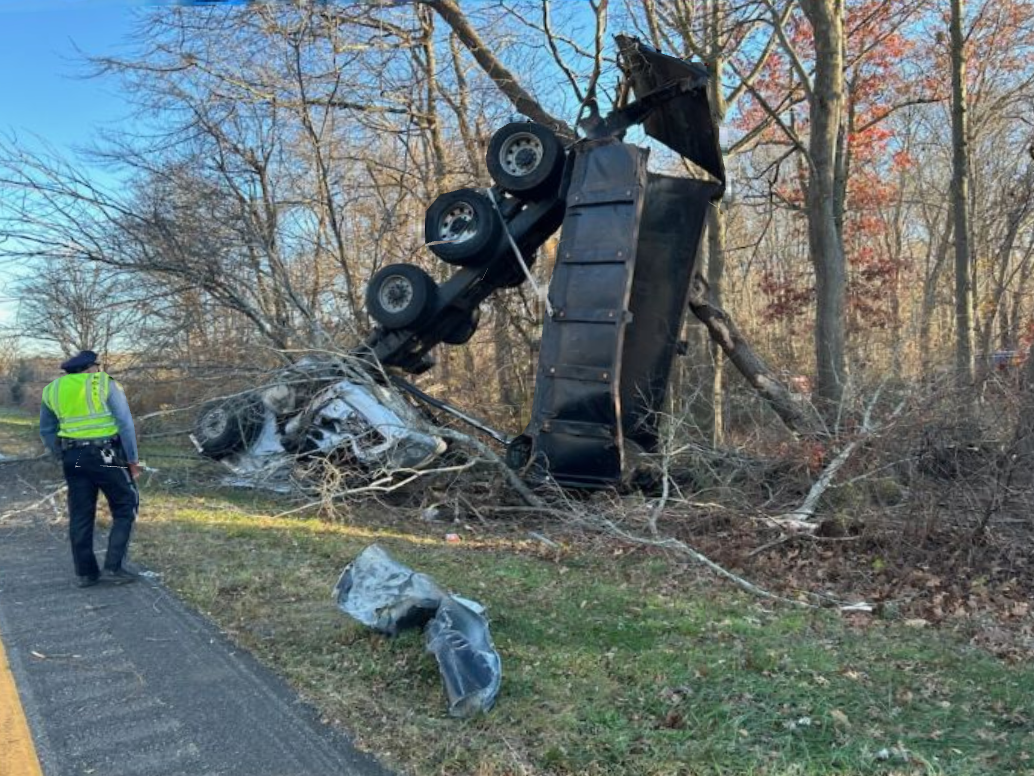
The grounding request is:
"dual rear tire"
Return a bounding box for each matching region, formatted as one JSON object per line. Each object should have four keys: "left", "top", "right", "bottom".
{"left": 369, "top": 122, "right": 563, "bottom": 334}
{"left": 423, "top": 122, "right": 564, "bottom": 269}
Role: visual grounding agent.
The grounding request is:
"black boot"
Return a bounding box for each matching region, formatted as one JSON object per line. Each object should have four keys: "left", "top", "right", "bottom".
{"left": 102, "top": 568, "right": 139, "bottom": 585}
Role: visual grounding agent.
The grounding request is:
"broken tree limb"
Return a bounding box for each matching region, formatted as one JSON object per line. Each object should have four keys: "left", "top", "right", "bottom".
{"left": 435, "top": 426, "right": 546, "bottom": 508}
{"left": 486, "top": 505, "right": 812, "bottom": 607}
{"left": 777, "top": 436, "right": 865, "bottom": 525}
{"left": 421, "top": 0, "right": 576, "bottom": 140}
{"left": 777, "top": 385, "right": 906, "bottom": 524}
{"left": 569, "top": 511, "right": 813, "bottom": 608}
{"left": 687, "top": 275, "right": 827, "bottom": 439}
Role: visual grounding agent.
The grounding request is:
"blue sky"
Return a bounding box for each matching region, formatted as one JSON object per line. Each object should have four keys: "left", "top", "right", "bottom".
{"left": 0, "top": 1, "right": 258, "bottom": 337}
{"left": 0, "top": 0, "right": 147, "bottom": 330}
{"left": 0, "top": 1, "right": 157, "bottom": 147}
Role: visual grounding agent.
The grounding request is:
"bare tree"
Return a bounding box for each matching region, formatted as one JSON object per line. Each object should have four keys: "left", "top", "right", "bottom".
{"left": 12, "top": 258, "right": 141, "bottom": 357}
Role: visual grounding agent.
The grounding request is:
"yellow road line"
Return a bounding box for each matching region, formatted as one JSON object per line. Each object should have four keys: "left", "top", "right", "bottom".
{"left": 0, "top": 625, "right": 44, "bottom": 776}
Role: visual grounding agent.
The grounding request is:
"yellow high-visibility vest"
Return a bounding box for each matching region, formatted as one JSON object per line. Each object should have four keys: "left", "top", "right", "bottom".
{"left": 41, "top": 373, "right": 119, "bottom": 439}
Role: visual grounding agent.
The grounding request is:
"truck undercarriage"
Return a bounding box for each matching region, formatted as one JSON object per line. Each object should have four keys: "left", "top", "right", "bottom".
{"left": 193, "top": 36, "right": 726, "bottom": 490}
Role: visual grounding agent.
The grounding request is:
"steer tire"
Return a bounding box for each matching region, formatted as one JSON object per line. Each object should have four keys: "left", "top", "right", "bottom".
{"left": 194, "top": 396, "right": 263, "bottom": 459}
{"left": 367, "top": 263, "right": 438, "bottom": 330}
{"left": 424, "top": 188, "right": 503, "bottom": 267}
{"left": 486, "top": 122, "right": 565, "bottom": 200}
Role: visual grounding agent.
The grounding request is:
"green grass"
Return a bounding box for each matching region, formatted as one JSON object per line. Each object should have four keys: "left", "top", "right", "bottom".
{"left": 0, "top": 406, "right": 42, "bottom": 456}
{"left": 0, "top": 402, "right": 206, "bottom": 473}
{"left": 129, "top": 491, "right": 1034, "bottom": 776}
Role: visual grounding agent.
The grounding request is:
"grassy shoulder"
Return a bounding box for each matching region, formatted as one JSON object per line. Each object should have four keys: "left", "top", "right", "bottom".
{"left": 130, "top": 488, "right": 1034, "bottom": 776}
{"left": 0, "top": 404, "right": 203, "bottom": 473}
{"left": 0, "top": 407, "right": 41, "bottom": 456}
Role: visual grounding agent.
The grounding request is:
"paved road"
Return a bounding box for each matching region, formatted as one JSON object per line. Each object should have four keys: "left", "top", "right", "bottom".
{"left": 0, "top": 510, "right": 392, "bottom": 776}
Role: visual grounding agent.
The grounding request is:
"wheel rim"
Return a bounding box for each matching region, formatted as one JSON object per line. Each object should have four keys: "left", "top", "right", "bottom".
{"left": 438, "top": 202, "right": 478, "bottom": 244}
{"left": 499, "top": 132, "right": 544, "bottom": 178}
{"left": 378, "top": 274, "right": 415, "bottom": 313}
{"left": 201, "top": 408, "right": 228, "bottom": 439}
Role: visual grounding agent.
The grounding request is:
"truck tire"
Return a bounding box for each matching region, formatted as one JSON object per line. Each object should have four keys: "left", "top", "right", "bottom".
{"left": 424, "top": 189, "right": 502, "bottom": 267}
{"left": 486, "top": 122, "right": 564, "bottom": 200}
{"left": 367, "top": 263, "right": 438, "bottom": 330}
{"left": 194, "top": 397, "right": 263, "bottom": 459}
{"left": 441, "top": 308, "right": 481, "bottom": 345}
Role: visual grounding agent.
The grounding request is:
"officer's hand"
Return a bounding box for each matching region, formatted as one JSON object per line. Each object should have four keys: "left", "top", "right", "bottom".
{"left": 128, "top": 462, "right": 142, "bottom": 480}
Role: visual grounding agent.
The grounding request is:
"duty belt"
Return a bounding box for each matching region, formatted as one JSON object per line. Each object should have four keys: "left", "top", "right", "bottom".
{"left": 60, "top": 436, "right": 119, "bottom": 450}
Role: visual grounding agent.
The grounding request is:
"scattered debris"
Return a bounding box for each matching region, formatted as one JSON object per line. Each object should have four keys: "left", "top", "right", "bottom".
{"left": 333, "top": 544, "right": 501, "bottom": 717}
{"left": 839, "top": 602, "right": 874, "bottom": 613}
{"left": 874, "top": 745, "right": 911, "bottom": 762}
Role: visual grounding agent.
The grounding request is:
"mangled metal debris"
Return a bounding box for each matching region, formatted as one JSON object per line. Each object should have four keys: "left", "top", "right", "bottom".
{"left": 192, "top": 357, "right": 446, "bottom": 488}
{"left": 333, "top": 544, "right": 501, "bottom": 717}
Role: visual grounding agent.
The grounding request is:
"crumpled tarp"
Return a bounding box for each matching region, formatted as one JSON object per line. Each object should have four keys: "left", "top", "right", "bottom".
{"left": 333, "top": 544, "right": 502, "bottom": 717}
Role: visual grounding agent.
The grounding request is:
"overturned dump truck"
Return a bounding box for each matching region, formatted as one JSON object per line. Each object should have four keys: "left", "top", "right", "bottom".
{"left": 193, "top": 36, "right": 725, "bottom": 489}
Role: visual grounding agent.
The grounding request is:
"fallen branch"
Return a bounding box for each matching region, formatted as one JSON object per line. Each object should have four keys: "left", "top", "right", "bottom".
{"left": 0, "top": 485, "right": 67, "bottom": 523}
{"left": 0, "top": 452, "right": 48, "bottom": 466}
{"left": 572, "top": 512, "right": 813, "bottom": 608}
{"left": 687, "top": 275, "right": 827, "bottom": 439}
{"left": 486, "top": 505, "right": 812, "bottom": 607}
{"left": 270, "top": 460, "right": 479, "bottom": 519}
{"left": 435, "top": 427, "right": 545, "bottom": 508}
{"left": 778, "top": 386, "right": 905, "bottom": 523}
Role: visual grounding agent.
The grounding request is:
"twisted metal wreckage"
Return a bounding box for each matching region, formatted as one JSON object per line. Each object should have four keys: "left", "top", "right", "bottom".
{"left": 190, "top": 37, "right": 726, "bottom": 716}
{"left": 192, "top": 36, "right": 725, "bottom": 492}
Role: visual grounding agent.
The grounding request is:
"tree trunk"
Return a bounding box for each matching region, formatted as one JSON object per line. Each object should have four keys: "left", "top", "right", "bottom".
{"left": 491, "top": 300, "right": 522, "bottom": 422}
{"left": 706, "top": 3, "right": 727, "bottom": 446}
{"left": 800, "top": 0, "right": 848, "bottom": 414}
{"left": 688, "top": 276, "right": 826, "bottom": 439}
{"left": 706, "top": 204, "right": 726, "bottom": 445}
{"left": 919, "top": 210, "right": 954, "bottom": 373}
{"left": 951, "top": 0, "right": 975, "bottom": 383}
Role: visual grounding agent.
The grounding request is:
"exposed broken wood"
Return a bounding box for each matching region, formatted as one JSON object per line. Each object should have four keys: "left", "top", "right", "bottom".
{"left": 687, "top": 274, "right": 828, "bottom": 439}
{"left": 778, "top": 385, "right": 905, "bottom": 523}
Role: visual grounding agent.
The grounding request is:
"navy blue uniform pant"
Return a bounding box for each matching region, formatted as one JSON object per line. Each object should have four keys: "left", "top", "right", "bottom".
{"left": 62, "top": 445, "right": 138, "bottom": 578}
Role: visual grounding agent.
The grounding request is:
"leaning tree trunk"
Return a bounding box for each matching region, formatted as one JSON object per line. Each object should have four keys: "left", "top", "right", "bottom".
{"left": 421, "top": 0, "right": 574, "bottom": 138}
{"left": 688, "top": 276, "right": 827, "bottom": 439}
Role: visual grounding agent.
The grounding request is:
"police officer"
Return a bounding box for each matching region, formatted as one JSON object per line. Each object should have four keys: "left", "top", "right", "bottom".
{"left": 39, "top": 351, "right": 142, "bottom": 588}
